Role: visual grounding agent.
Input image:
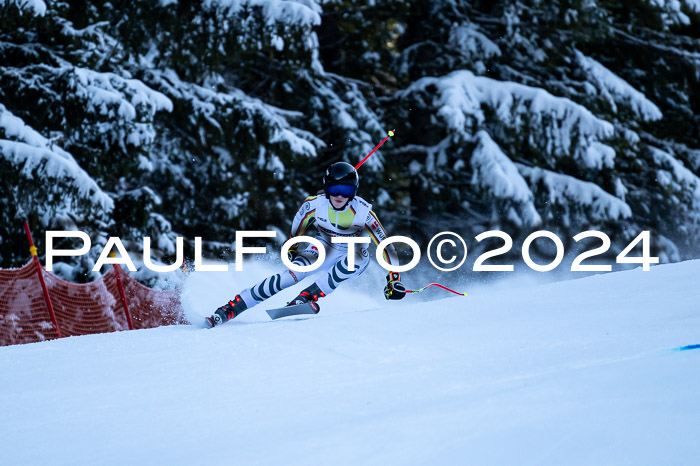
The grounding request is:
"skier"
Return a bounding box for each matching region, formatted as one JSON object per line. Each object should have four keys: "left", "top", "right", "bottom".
{"left": 207, "top": 161, "right": 406, "bottom": 327}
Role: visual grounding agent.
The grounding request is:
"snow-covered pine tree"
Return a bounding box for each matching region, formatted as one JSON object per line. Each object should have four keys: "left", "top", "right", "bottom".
{"left": 2, "top": 0, "right": 699, "bottom": 278}
{"left": 1, "top": 0, "right": 388, "bottom": 277}
{"left": 1, "top": 0, "right": 115, "bottom": 273}
{"left": 105, "top": 0, "right": 386, "bottom": 253}
{"left": 377, "top": 0, "right": 700, "bottom": 262}
{"left": 1, "top": 0, "right": 181, "bottom": 278}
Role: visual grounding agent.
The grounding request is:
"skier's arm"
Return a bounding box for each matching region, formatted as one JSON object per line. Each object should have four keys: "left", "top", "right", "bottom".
{"left": 365, "top": 211, "right": 406, "bottom": 300}
{"left": 364, "top": 210, "right": 400, "bottom": 278}
{"left": 288, "top": 196, "right": 317, "bottom": 257}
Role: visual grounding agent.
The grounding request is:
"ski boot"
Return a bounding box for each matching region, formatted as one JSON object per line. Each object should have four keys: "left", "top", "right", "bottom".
{"left": 287, "top": 283, "right": 325, "bottom": 314}
{"left": 206, "top": 295, "right": 248, "bottom": 328}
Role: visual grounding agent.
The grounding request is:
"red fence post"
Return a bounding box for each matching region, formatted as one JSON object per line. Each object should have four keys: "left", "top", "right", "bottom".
{"left": 109, "top": 252, "right": 134, "bottom": 330}
{"left": 23, "top": 221, "right": 62, "bottom": 339}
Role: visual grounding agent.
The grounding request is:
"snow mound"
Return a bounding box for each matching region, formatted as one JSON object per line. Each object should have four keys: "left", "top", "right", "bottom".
{"left": 1, "top": 261, "right": 699, "bottom": 464}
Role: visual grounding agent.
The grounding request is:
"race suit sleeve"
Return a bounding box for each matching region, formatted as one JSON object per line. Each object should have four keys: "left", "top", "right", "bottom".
{"left": 364, "top": 209, "right": 401, "bottom": 279}
{"left": 288, "top": 196, "right": 317, "bottom": 255}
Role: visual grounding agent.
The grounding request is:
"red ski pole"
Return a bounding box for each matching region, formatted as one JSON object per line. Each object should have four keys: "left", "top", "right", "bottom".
{"left": 406, "top": 283, "right": 468, "bottom": 297}
{"left": 355, "top": 130, "right": 395, "bottom": 170}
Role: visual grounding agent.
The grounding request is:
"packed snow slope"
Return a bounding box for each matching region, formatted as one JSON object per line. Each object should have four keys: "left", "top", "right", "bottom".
{"left": 1, "top": 260, "right": 699, "bottom": 465}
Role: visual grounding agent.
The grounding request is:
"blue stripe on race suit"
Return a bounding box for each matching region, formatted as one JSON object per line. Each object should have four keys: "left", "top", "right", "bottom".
{"left": 329, "top": 260, "right": 354, "bottom": 290}
{"left": 337, "top": 258, "right": 353, "bottom": 274}
{"left": 275, "top": 273, "right": 283, "bottom": 293}
{"left": 294, "top": 255, "right": 310, "bottom": 267}
{"left": 251, "top": 285, "right": 263, "bottom": 302}
{"left": 257, "top": 281, "right": 270, "bottom": 300}
{"left": 268, "top": 274, "right": 278, "bottom": 296}
{"left": 327, "top": 273, "right": 338, "bottom": 290}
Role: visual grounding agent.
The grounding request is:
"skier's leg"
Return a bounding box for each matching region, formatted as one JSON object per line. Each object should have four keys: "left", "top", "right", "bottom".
{"left": 207, "top": 245, "right": 322, "bottom": 326}
{"left": 342, "top": 247, "right": 371, "bottom": 284}
{"left": 235, "top": 249, "right": 319, "bottom": 308}
{"left": 316, "top": 246, "right": 370, "bottom": 295}
{"left": 239, "top": 269, "right": 298, "bottom": 308}
{"left": 288, "top": 247, "right": 370, "bottom": 310}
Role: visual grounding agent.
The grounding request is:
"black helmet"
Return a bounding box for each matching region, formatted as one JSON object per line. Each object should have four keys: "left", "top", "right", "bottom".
{"left": 323, "top": 162, "right": 359, "bottom": 200}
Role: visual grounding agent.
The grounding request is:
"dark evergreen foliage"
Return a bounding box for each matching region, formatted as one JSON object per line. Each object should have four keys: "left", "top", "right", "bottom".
{"left": 1, "top": 0, "right": 698, "bottom": 278}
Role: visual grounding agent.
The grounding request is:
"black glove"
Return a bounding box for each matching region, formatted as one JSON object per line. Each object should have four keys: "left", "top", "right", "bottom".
{"left": 288, "top": 249, "right": 297, "bottom": 263}
{"left": 384, "top": 272, "right": 406, "bottom": 300}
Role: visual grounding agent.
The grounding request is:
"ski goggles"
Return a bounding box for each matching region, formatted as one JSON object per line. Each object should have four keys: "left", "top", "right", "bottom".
{"left": 327, "top": 184, "right": 356, "bottom": 198}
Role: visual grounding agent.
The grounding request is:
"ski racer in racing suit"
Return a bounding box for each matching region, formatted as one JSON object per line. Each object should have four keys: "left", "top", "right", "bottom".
{"left": 207, "top": 162, "right": 406, "bottom": 327}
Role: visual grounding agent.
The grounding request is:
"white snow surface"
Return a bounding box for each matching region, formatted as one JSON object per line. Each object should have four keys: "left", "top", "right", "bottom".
{"left": 1, "top": 259, "right": 699, "bottom": 464}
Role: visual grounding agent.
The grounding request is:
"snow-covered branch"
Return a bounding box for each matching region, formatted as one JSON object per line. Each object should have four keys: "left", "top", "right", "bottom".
{"left": 205, "top": 0, "right": 322, "bottom": 28}
{"left": 574, "top": 51, "right": 662, "bottom": 122}
{"left": 518, "top": 164, "right": 632, "bottom": 224}
{"left": 401, "top": 70, "right": 616, "bottom": 169}
{"left": 0, "top": 0, "right": 46, "bottom": 16}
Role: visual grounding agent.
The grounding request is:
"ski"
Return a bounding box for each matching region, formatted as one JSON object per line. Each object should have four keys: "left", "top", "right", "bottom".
{"left": 266, "top": 302, "right": 319, "bottom": 320}
{"left": 205, "top": 301, "right": 319, "bottom": 326}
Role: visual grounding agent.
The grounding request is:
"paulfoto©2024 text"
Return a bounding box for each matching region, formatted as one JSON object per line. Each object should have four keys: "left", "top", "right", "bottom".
{"left": 42, "top": 230, "right": 659, "bottom": 274}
